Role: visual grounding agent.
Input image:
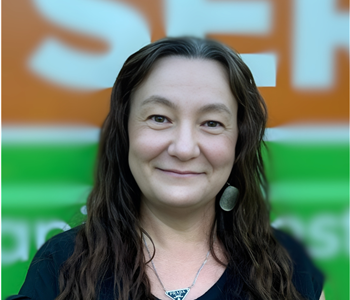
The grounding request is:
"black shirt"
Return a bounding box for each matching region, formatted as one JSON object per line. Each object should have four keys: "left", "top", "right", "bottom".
{"left": 7, "top": 227, "right": 324, "bottom": 300}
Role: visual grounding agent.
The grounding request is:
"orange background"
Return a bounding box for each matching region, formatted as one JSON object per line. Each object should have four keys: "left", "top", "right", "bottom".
{"left": 2, "top": 0, "right": 349, "bottom": 127}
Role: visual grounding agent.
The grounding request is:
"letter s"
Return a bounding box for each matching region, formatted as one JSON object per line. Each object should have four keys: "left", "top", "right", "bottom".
{"left": 308, "top": 214, "right": 339, "bottom": 258}
{"left": 29, "top": 0, "right": 151, "bottom": 90}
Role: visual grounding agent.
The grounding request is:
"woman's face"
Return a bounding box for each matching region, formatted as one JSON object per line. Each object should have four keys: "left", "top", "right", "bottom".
{"left": 128, "top": 56, "right": 238, "bottom": 211}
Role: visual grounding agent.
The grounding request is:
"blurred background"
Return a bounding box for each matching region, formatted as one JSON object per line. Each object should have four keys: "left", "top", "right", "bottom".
{"left": 2, "top": 0, "right": 349, "bottom": 299}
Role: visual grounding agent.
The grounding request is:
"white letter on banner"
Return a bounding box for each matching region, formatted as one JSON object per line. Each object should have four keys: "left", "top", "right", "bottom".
{"left": 29, "top": 0, "right": 151, "bottom": 90}
{"left": 342, "top": 211, "right": 349, "bottom": 255}
{"left": 165, "top": 0, "right": 272, "bottom": 37}
{"left": 2, "top": 220, "right": 29, "bottom": 265}
{"left": 293, "top": 0, "right": 349, "bottom": 89}
{"left": 308, "top": 214, "right": 339, "bottom": 258}
{"left": 36, "top": 221, "right": 71, "bottom": 249}
{"left": 241, "top": 53, "right": 277, "bottom": 87}
{"left": 165, "top": 0, "right": 276, "bottom": 87}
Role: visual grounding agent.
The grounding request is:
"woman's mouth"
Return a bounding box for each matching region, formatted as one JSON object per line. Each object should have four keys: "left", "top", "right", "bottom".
{"left": 156, "top": 168, "right": 203, "bottom": 177}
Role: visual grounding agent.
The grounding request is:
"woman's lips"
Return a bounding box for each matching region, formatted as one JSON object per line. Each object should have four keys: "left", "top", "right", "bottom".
{"left": 157, "top": 168, "right": 203, "bottom": 177}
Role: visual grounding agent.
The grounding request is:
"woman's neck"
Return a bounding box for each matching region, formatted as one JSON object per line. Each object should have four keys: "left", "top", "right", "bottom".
{"left": 140, "top": 198, "right": 216, "bottom": 252}
{"left": 140, "top": 199, "right": 228, "bottom": 300}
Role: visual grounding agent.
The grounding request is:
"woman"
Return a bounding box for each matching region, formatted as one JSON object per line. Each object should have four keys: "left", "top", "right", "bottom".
{"left": 9, "top": 37, "right": 324, "bottom": 300}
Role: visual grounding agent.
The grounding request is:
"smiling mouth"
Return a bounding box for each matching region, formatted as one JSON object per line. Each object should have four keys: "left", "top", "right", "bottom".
{"left": 157, "top": 168, "right": 203, "bottom": 176}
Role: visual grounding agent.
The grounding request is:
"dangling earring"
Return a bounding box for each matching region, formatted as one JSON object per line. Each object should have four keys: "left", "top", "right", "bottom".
{"left": 219, "top": 183, "right": 239, "bottom": 211}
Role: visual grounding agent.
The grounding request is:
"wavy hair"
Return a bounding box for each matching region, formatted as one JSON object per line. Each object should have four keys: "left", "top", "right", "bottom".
{"left": 56, "top": 37, "right": 303, "bottom": 300}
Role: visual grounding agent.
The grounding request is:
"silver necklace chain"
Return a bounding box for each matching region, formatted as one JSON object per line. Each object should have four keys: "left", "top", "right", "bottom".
{"left": 142, "top": 234, "right": 210, "bottom": 299}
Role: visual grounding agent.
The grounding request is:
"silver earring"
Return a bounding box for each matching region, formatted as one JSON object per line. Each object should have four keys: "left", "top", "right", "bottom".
{"left": 219, "top": 184, "right": 239, "bottom": 211}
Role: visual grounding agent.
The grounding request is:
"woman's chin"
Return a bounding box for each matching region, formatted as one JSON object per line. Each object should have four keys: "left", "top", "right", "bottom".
{"left": 142, "top": 192, "right": 215, "bottom": 212}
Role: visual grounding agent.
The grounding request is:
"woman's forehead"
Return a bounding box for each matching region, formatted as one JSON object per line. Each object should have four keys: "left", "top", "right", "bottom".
{"left": 130, "top": 56, "right": 234, "bottom": 108}
{"left": 146, "top": 56, "right": 229, "bottom": 82}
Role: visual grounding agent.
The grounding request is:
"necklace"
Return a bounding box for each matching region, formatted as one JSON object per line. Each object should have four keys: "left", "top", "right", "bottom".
{"left": 142, "top": 235, "right": 210, "bottom": 300}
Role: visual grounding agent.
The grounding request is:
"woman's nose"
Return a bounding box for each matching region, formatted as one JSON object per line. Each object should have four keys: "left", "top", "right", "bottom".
{"left": 167, "top": 123, "right": 200, "bottom": 161}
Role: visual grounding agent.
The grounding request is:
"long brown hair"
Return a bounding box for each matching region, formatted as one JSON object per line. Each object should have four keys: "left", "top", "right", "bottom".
{"left": 56, "top": 37, "right": 303, "bottom": 300}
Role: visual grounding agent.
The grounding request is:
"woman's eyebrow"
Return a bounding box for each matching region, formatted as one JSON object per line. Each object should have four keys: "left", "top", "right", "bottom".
{"left": 141, "top": 95, "right": 232, "bottom": 116}
{"left": 198, "top": 103, "right": 232, "bottom": 116}
{"left": 141, "top": 95, "right": 177, "bottom": 109}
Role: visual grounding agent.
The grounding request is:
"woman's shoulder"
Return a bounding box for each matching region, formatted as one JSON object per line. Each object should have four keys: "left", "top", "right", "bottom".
{"left": 6, "top": 226, "right": 83, "bottom": 300}
{"left": 272, "top": 227, "right": 319, "bottom": 271}
{"left": 272, "top": 227, "right": 325, "bottom": 299}
{"left": 35, "top": 225, "right": 81, "bottom": 264}
{"left": 42, "top": 225, "right": 81, "bottom": 250}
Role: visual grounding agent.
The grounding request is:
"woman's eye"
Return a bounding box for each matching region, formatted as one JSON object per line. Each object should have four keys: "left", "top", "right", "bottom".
{"left": 205, "top": 121, "right": 221, "bottom": 127}
{"left": 151, "top": 115, "right": 167, "bottom": 123}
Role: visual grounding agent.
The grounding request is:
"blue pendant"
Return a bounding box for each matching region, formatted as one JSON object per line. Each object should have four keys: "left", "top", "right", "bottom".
{"left": 165, "top": 288, "right": 190, "bottom": 300}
